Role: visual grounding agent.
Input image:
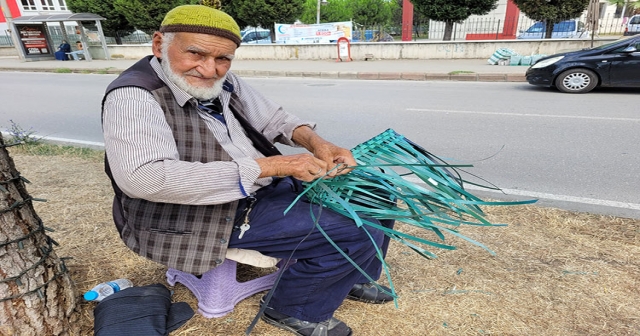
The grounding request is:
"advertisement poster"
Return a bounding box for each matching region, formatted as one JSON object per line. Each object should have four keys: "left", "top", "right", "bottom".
{"left": 275, "top": 21, "right": 352, "bottom": 44}
{"left": 17, "top": 24, "right": 51, "bottom": 55}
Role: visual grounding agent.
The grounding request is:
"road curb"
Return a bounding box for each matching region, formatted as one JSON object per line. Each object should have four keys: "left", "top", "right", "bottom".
{"left": 0, "top": 67, "right": 528, "bottom": 82}
{"left": 234, "top": 70, "right": 528, "bottom": 82}
{"left": 0, "top": 67, "right": 121, "bottom": 74}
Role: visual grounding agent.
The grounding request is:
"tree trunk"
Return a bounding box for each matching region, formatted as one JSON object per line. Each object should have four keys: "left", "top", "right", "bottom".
{"left": 443, "top": 21, "right": 454, "bottom": 41}
{"left": 0, "top": 136, "right": 78, "bottom": 336}
{"left": 545, "top": 21, "right": 554, "bottom": 39}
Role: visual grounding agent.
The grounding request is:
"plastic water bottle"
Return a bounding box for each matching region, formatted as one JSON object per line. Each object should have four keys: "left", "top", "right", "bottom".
{"left": 83, "top": 279, "right": 133, "bottom": 302}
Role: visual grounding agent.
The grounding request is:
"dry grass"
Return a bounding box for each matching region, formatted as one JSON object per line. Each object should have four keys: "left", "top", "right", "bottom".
{"left": 8, "top": 149, "right": 640, "bottom": 336}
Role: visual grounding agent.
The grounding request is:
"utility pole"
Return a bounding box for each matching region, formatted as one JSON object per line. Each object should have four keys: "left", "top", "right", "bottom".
{"left": 316, "top": 0, "right": 327, "bottom": 24}
{"left": 0, "top": 0, "right": 24, "bottom": 60}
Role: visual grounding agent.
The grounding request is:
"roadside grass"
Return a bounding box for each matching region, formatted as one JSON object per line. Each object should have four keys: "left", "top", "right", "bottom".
{"left": 95, "top": 67, "right": 114, "bottom": 74}
{"left": 48, "top": 67, "right": 117, "bottom": 75}
{"left": 448, "top": 70, "right": 475, "bottom": 75}
{"left": 8, "top": 142, "right": 104, "bottom": 161}
{"left": 6, "top": 143, "right": 639, "bottom": 336}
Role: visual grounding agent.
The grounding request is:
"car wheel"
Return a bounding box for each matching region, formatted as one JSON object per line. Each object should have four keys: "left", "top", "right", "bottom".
{"left": 555, "top": 68, "right": 598, "bottom": 93}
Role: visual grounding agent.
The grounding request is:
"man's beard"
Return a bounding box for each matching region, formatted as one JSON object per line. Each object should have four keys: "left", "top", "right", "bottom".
{"left": 160, "top": 48, "right": 226, "bottom": 100}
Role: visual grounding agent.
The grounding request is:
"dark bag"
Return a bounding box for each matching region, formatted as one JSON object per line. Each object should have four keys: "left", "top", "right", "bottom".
{"left": 229, "top": 95, "right": 282, "bottom": 157}
{"left": 93, "top": 283, "right": 194, "bottom": 336}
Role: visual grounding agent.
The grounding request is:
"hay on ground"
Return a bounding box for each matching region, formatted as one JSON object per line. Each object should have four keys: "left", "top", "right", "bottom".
{"left": 9, "top": 152, "right": 640, "bottom": 336}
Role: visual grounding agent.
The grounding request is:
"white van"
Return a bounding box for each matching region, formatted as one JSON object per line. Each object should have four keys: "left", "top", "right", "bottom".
{"left": 517, "top": 20, "right": 587, "bottom": 39}
{"left": 624, "top": 15, "right": 640, "bottom": 36}
{"left": 241, "top": 28, "right": 271, "bottom": 44}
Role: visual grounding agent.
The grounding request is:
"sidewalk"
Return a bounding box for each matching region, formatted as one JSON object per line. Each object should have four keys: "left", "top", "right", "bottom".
{"left": 0, "top": 56, "right": 528, "bottom": 82}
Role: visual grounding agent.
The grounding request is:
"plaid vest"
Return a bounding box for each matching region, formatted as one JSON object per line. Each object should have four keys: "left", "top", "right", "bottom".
{"left": 102, "top": 56, "right": 237, "bottom": 274}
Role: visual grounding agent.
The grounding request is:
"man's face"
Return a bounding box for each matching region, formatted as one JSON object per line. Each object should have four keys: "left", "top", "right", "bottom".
{"left": 152, "top": 32, "right": 237, "bottom": 100}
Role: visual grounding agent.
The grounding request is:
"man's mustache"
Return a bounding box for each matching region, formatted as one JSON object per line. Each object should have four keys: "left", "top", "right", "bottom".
{"left": 184, "top": 69, "right": 218, "bottom": 80}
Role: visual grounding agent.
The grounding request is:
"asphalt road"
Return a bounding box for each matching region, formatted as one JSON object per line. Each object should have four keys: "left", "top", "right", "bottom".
{"left": 1, "top": 72, "right": 638, "bottom": 218}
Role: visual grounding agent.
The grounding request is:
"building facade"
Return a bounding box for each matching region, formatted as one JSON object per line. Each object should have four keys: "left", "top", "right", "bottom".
{"left": 1, "top": 0, "right": 72, "bottom": 44}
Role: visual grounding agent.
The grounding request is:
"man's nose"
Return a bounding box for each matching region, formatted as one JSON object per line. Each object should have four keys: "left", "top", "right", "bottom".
{"left": 198, "top": 57, "right": 220, "bottom": 78}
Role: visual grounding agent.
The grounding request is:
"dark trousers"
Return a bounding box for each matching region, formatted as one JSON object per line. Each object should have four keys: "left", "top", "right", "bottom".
{"left": 228, "top": 177, "right": 393, "bottom": 322}
{"left": 54, "top": 50, "right": 68, "bottom": 60}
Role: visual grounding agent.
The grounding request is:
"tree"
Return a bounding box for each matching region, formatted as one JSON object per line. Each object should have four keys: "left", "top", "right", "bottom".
{"left": 411, "top": 0, "right": 498, "bottom": 41}
{"left": 0, "top": 136, "right": 78, "bottom": 335}
{"left": 66, "top": 0, "right": 134, "bottom": 44}
{"left": 299, "top": 0, "right": 353, "bottom": 24}
{"left": 389, "top": 0, "right": 429, "bottom": 39}
{"left": 113, "top": 0, "right": 199, "bottom": 31}
{"left": 233, "top": 0, "right": 305, "bottom": 40}
{"left": 221, "top": 0, "right": 249, "bottom": 29}
{"left": 608, "top": 0, "right": 639, "bottom": 17}
{"left": 512, "top": 0, "right": 590, "bottom": 38}
{"left": 200, "top": 0, "right": 222, "bottom": 9}
{"left": 390, "top": 0, "right": 404, "bottom": 27}
{"left": 351, "top": 0, "right": 393, "bottom": 27}
{"left": 348, "top": 0, "right": 394, "bottom": 41}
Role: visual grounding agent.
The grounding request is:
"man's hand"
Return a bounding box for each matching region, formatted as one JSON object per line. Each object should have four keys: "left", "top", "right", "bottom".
{"left": 255, "top": 126, "right": 356, "bottom": 181}
{"left": 256, "top": 154, "right": 331, "bottom": 182}
{"left": 292, "top": 125, "right": 356, "bottom": 177}
{"left": 310, "top": 141, "right": 356, "bottom": 177}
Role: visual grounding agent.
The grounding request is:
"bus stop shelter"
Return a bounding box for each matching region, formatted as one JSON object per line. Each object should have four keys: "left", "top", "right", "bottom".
{"left": 10, "top": 13, "right": 109, "bottom": 62}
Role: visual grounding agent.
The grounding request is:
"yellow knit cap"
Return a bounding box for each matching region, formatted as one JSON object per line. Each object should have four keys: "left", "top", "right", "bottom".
{"left": 160, "top": 5, "right": 242, "bottom": 46}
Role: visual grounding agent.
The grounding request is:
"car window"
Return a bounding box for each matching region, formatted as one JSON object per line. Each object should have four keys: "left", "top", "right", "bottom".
{"left": 526, "top": 22, "right": 545, "bottom": 33}
{"left": 525, "top": 21, "right": 576, "bottom": 33}
{"left": 593, "top": 35, "right": 638, "bottom": 50}
{"left": 242, "top": 32, "right": 255, "bottom": 42}
{"left": 610, "top": 41, "right": 640, "bottom": 53}
{"left": 554, "top": 21, "right": 575, "bottom": 32}
{"left": 629, "top": 16, "right": 640, "bottom": 25}
{"left": 242, "top": 30, "right": 270, "bottom": 42}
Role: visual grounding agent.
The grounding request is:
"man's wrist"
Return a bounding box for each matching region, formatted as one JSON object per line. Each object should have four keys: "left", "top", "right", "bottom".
{"left": 292, "top": 125, "right": 320, "bottom": 150}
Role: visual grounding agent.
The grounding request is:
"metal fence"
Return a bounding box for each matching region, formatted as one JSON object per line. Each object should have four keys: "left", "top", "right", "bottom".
{"left": 343, "top": 13, "right": 632, "bottom": 42}
{"left": 0, "top": 13, "right": 634, "bottom": 47}
{"left": 426, "top": 14, "right": 630, "bottom": 41}
{"left": 0, "top": 28, "right": 154, "bottom": 47}
{"left": 107, "top": 30, "right": 154, "bottom": 44}
{"left": 597, "top": 12, "right": 634, "bottom": 35}
{"left": 426, "top": 16, "right": 534, "bottom": 40}
{"left": 0, "top": 31, "right": 13, "bottom": 46}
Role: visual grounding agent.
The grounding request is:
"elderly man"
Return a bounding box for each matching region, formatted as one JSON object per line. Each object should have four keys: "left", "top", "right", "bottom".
{"left": 102, "top": 5, "right": 393, "bottom": 336}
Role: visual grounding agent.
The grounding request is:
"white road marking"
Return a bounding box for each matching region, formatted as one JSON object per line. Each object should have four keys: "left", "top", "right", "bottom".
{"left": 405, "top": 175, "right": 640, "bottom": 211}
{"left": 406, "top": 108, "right": 640, "bottom": 122}
{"left": 44, "top": 136, "right": 105, "bottom": 148}
{"left": 1, "top": 132, "right": 105, "bottom": 148}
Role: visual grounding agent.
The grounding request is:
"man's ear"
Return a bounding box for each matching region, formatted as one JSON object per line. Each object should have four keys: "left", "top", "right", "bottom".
{"left": 152, "top": 32, "right": 164, "bottom": 58}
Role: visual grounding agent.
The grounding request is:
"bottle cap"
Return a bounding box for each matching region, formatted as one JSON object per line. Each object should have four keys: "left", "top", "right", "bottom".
{"left": 83, "top": 290, "right": 98, "bottom": 301}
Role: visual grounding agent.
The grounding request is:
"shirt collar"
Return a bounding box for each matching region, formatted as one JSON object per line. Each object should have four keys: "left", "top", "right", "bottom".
{"left": 150, "top": 56, "right": 235, "bottom": 108}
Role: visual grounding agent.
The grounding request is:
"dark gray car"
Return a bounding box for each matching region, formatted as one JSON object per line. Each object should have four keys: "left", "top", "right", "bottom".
{"left": 525, "top": 35, "right": 640, "bottom": 93}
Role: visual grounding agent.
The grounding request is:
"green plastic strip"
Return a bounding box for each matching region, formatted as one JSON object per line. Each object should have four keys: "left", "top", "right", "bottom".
{"left": 283, "top": 129, "right": 537, "bottom": 302}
